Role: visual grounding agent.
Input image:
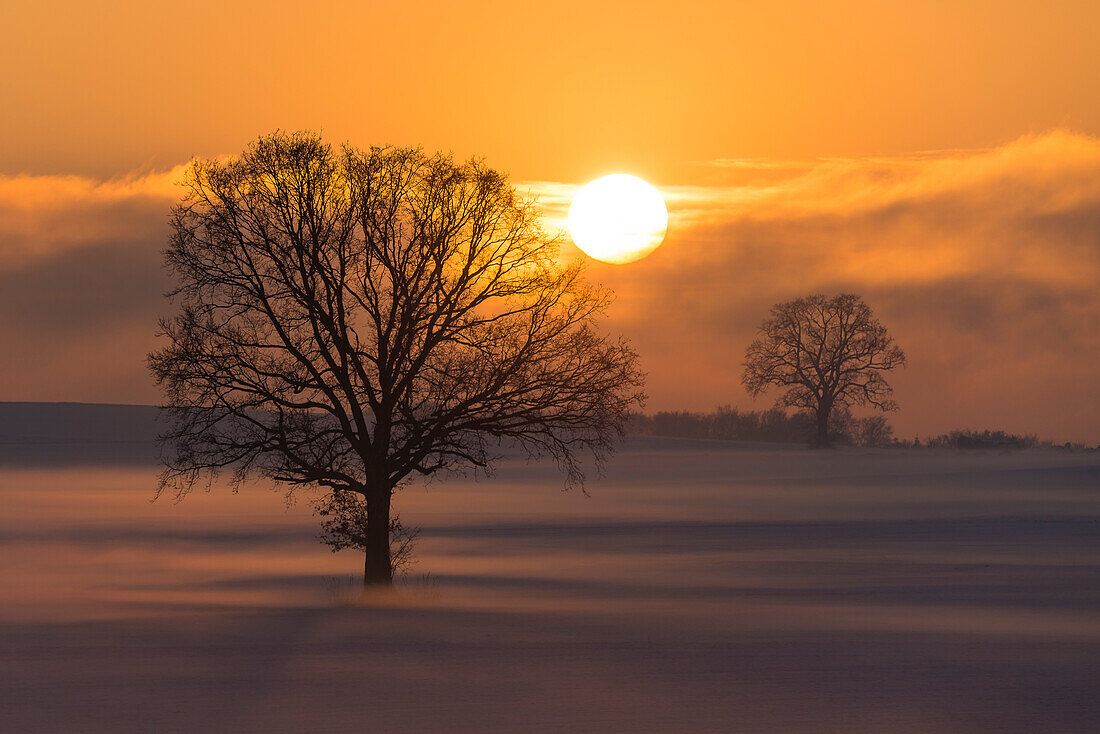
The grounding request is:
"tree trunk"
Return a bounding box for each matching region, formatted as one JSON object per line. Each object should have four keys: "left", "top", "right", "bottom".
{"left": 815, "top": 406, "right": 831, "bottom": 448}
{"left": 363, "top": 487, "right": 392, "bottom": 587}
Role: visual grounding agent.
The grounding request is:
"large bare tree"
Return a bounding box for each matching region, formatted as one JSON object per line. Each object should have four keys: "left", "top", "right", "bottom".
{"left": 742, "top": 294, "right": 906, "bottom": 447}
{"left": 149, "top": 132, "right": 645, "bottom": 586}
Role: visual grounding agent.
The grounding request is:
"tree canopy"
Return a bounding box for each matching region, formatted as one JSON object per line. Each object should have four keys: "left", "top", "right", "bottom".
{"left": 149, "top": 131, "right": 646, "bottom": 584}
{"left": 742, "top": 293, "right": 906, "bottom": 447}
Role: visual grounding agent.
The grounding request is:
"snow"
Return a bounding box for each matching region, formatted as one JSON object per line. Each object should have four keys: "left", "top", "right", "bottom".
{"left": 1, "top": 404, "right": 1099, "bottom": 732}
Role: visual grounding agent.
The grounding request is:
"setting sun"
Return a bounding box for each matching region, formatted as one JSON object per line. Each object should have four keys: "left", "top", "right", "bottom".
{"left": 567, "top": 174, "right": 668, "bottom": 264}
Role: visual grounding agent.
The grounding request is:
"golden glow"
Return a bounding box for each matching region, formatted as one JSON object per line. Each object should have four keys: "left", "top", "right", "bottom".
{"left": 567, "top": 174, "right": 668, "bottom": 264}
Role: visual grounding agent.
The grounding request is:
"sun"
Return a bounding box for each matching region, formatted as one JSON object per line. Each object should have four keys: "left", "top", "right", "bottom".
{"left": 567, "top": 174, "right": 668, "bottom": 264}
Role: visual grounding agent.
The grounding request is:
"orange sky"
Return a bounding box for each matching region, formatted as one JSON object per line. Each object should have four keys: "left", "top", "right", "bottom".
{"left": 2, "top": 1, "right": 1099, "bottom": 442}
{"left": 4, "top": 1, "right": 1099, "bottom": 180}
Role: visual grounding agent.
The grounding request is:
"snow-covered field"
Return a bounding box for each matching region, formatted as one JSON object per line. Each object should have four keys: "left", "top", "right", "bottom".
{"left": 2, "top": 405, "right": 1099, "bottom": 732}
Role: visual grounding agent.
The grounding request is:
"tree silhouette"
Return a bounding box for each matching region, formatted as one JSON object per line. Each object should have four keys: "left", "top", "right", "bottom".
{"left": 149, "top": 132, "right": 645, "bottom": 586}
{"left": 742, "top": 294, "right": 906, "bottom": 447}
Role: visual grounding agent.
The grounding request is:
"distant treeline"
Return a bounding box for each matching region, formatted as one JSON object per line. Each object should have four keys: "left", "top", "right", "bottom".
{"left": 625, "top": 406, "right": 895, "bottom": 447}
{"left": 918, "top": 429, "right": 1091, "bottom": 450}
{"left": 627, "top": 407, "right": 1095, "bottom": 450}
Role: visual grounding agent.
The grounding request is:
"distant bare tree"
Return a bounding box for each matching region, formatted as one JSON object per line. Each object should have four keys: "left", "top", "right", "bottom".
{"left": 853, "top": 415, "right": 895, "bottom": 448}
{"left": 149, "top": 131, "right": 645, "bottom": 586}
{"left": 742, "top": 294, "right": 906, "bottom": 447}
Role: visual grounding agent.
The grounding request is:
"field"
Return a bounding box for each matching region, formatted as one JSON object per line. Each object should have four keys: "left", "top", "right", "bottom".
{"left": 1, "top": 405, "right": 1099, "bottom": 733}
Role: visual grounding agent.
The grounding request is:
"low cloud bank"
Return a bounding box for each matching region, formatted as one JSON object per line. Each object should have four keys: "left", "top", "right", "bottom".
{"left": 535, "top": 131, "right": 1100, "bottom": 443}
{"left": 0, "top": 133, "right": 1097, "bottom": 441}
{"left": 0, "top": 169, "right": 180, "bottom": 402}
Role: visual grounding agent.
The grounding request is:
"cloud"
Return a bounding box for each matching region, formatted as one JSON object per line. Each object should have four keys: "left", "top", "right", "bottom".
{"left": 0, "top": 168, "right": 183, "bottom": 266}
{"left": 529, "top": 130, "right": 1100, "bottom": 442}
{"left": 0, "top": 133, "right": 1097, "bottom": 441}
{"left": 0, "top": 168, "right": 181, "bottom": 403}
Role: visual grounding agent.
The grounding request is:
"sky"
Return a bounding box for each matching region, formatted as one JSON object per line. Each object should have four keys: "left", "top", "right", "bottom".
{"left": 2, "top": 0, "right": 1099, "bottom": 443}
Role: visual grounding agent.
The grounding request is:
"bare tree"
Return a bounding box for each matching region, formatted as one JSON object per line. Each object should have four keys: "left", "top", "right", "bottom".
{"left": 742, "top": 294, "right": 906, "bottom": 447}
{"left": 148, "top": 132, "right": 645, "bottom": 586}
{"left": 853, "top": 414, "right": 894, "bottom": 448}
